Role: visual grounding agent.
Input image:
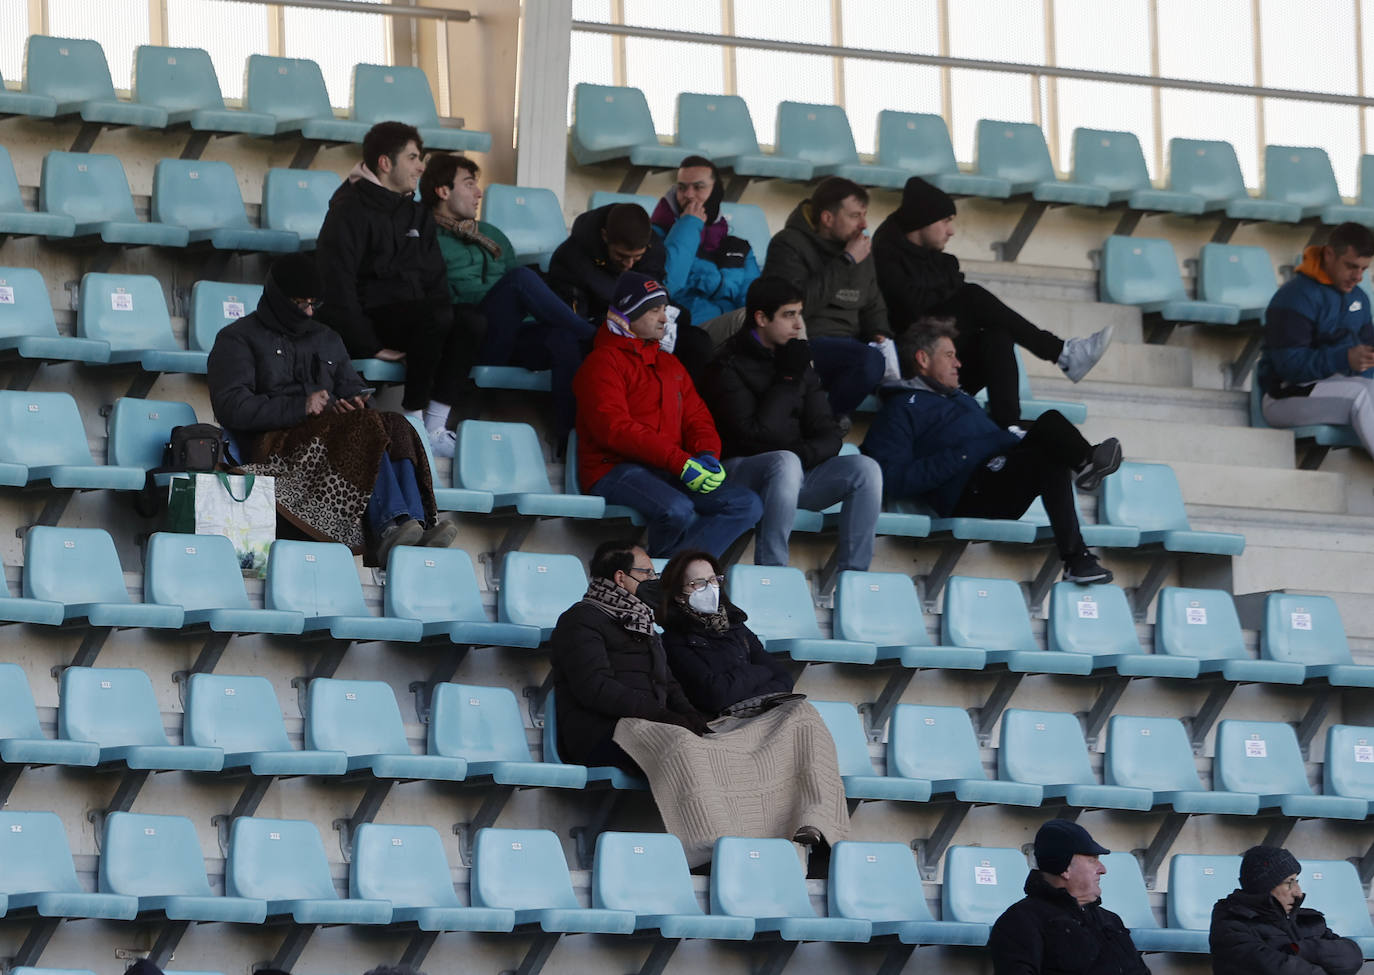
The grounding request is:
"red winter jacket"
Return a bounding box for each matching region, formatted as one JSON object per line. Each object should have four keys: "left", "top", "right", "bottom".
{"left": 573, "top": 325, "right": 722, "bottom": 491}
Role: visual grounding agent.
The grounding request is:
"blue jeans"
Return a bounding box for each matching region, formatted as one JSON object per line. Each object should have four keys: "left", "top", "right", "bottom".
{"left": 725, "top": 451, "right": 882, "bottom": 571}
{"left": 365, "top": 453, "right": 425, "bottom": 535}
{"left": 590, "top": 462, "right": 763, "bottom": 558}
{"left": 809, "top": 337, "right": 885, "bottom": 416}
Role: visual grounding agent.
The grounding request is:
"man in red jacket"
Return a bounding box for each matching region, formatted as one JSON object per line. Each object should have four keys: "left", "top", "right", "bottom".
{"left": 574, "top": 272, "right": 763, "bottom": 558}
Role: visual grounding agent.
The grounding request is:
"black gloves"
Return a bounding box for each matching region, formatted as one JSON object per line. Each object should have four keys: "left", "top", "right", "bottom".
{"left": 774, "top": 338, "right": 812, "bottom": 382}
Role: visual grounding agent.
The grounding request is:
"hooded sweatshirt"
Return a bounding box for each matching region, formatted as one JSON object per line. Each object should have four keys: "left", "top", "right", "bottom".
{"left": 651, "top": 187, "right": 759, "bottom": 322}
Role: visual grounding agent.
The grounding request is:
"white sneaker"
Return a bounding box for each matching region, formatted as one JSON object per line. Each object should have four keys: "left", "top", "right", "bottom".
{"left": 429, "top": 427, "right": 456, "bottom": 458}
{"left": 1058, "top": 325, "right": 1115, "bottom": 383}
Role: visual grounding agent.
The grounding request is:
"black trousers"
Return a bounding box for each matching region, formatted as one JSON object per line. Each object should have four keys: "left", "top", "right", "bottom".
{"left": 929, "top": 283, "right": 1065, "bottom": 428}
{"left": 952, "top": 409, "right": 1091, "bottom": 559}
{"left": 367, "top": 300, "right": 465, "bottom": 411}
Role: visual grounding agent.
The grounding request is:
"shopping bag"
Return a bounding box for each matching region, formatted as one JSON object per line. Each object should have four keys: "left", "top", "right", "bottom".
{"left": 167, "top": 472, "right": 276, "bottom": 577}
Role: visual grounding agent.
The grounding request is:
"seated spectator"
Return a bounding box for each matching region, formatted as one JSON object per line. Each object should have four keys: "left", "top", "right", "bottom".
{"left": 702, "top": 276, "right": 881, "bottom": 572}
{"left": 861, "top": 318, "right": 1121, "bottom": 584}
{"left": 1210, "top": 845, "right": 1362, "bottom": 975}
{"left": 419, "top": 153, "right": 597, "bottom": 448}
{"left": 315, "top": 121, "right": 462, "bottom": 457}
{"left": 873, "top": 176, "right": 1113, "bottom": 429}
{"left": 573, "top": 271, "right": 763, "bottom": 559}
{"left": 989, "top": 820, "right": 1150, "bottom": 975}
{"left": 763, "top": 177, "right": 888, "bottom": 422}
{"left": 207, "top": 255, "right": 455, "bottom": 567}
{"left": 1258, "top": 221, "right": 1374, "bottom": 456}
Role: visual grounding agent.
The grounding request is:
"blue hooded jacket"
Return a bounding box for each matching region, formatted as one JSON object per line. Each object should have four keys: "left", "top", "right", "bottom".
{"left": 652, "top": 191, "right": 760, "bottom": 323}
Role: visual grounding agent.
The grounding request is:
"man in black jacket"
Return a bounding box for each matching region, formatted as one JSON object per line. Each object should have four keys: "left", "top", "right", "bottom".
{"left": 872, "top": 176, "right": 1112, "bottom": 428}
{"left": 702, "top": 276, "right": 881, "bottom": 571}
{"left": 989, "top": 820, "right": 1150, "bottom": 975}
{"left": 315, "top": 121, "right": 464, "bottom": 455}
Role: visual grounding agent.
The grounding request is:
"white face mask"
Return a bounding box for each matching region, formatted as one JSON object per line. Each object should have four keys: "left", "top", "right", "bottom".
{"left": 687, "top": 585, "right": 720, "bottom": 614}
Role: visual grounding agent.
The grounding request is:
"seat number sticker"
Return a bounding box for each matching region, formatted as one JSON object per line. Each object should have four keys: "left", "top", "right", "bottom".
{"left": 975, "top": 865, "right": 997, "bottom": 885}
{"left": 223, "top": 301, "right": 245, "bottom": 319}
{"left": 111, "top": 292, "right": 134, "bottom": 311}
{"left": 1245, "top": 738, "right": 1267, "bottom": 758}
{"left": 1355, "top": 745, "right": 1374, "bottom": 763}
{"left": 1186, "top": 606, "right": 1207, "bottom": 625}
{"left": 1077, "top": 599, "right": 1098, "bottom": 619}
{"left": 0, "top": 286, "right": 13, "bottom": 304}
{"left": 1291, "top": 612, "right": 1312, "bottom": 630}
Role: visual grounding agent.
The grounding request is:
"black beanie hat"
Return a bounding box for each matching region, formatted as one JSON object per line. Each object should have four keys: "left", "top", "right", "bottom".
{"left": 1033, "top": 819, "right": 1110, "bottom": 876}
{"left": 270, "top": 253, "right": 323, "bottom": 299}
{"left": 1239, "top": 845, "right": 1301, "bottom": 895}
{"left": 610, "top": 270, "right": 669, "bottom": 321}
{"left": 896, "top": 175, "right": 957, "bottom": 233}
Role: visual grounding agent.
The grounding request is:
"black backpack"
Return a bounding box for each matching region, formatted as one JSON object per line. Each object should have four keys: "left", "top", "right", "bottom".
{"left": 133, "top": 423, "right": 228, "bottom": 517}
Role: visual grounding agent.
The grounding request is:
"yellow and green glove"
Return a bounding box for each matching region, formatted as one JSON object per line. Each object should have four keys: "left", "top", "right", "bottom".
{"left": 680, "top": 454, "right": 725, "bottom": 493}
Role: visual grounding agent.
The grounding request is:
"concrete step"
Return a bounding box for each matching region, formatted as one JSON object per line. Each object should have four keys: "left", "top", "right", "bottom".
{"left": 1079, "top": 416, "right": 1298, "bottom": 471}
{"left": 1022, "top": 339, "right": 1192, "bottom": 388}
{"left": 1027, "top": 375, "right": 1251, "bottom": 427}
{"left": 1169, "top": 460, "right": 1346, "bottom": 514}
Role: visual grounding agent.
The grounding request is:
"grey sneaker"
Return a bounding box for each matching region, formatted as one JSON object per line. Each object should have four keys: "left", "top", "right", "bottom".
{"left": 420, "top": 520, "right": 459, "bottom": 548}
{"left": 429, "top": 427, "right": 457, "bottom": 459}
{"left": 376, "top": 518, "right": 423, "bottom": 567}
{"left": 1058, "top": 325, "right": 1115, "bottom": 382}
{"left": 1075, "top": 437, "right": 1123, "bottom": 491}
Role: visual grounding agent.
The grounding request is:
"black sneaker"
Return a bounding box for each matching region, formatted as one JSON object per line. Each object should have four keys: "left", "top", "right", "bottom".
{"left": 1075, "top": 437, "right": 1122, "bottom": 491}
{"left": 1063, "top": 551, "right": 1113, "bottom": 585}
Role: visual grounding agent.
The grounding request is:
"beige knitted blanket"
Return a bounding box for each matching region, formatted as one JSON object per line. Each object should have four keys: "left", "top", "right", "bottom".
{"left": 613, "top": 700, "right": 851, "bottom": 867}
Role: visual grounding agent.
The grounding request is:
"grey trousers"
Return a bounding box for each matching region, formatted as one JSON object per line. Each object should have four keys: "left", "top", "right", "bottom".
{"left": 1262, "top": 376, "right": 1374, "bottom": 454}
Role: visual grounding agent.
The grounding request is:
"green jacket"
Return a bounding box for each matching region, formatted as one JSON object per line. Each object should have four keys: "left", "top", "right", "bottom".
{"left": 437, "top": 220, "right": 517, "bottom": 305}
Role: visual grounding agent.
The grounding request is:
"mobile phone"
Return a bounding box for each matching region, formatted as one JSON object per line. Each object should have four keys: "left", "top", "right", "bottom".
{"left": 358, "top": 387, "right": 377, "bottom": 397}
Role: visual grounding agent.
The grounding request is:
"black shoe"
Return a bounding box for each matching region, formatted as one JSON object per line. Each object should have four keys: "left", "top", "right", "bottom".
{"left": 1063, "top": 551, "right": 1113, "bottom": 585}
{"left": 1075, "top": 437, "right": 1122, "bottom": 491}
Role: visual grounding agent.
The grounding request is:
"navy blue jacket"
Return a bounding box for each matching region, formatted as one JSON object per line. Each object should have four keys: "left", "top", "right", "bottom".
{"left": 1258, "top": 247, "right": 1374, "bottom": 396}
{"left": 659, "top": 601, "right": 793, "bottom": 715}
{"left": 861, "top": 376, "right": 1019, "bottom": 516}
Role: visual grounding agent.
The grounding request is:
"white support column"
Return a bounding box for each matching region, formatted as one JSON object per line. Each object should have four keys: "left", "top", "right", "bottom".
{"left": 515, "top": 0, "right": 572, "bottom": 203}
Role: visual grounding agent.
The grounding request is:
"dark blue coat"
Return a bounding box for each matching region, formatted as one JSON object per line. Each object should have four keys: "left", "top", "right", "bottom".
{"left": 659, "top": 602, "right": 793, "bottom": 716}
{"left": 1258, "top": 251, "right": 1374, "bottom": 396}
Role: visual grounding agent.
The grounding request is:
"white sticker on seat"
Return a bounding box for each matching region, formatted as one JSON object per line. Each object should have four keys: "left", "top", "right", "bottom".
{"left": 1077, "top": 599, "right": 1098, "bottom": 619}
{"left": 1291, "top": 612, "right": 1312, "bottom": 630}
{"left": 1245, "top": 738, "right": 1267, "bottom": 758}
{"left": 975, "top": 864, "right": 997, "bottom": 885}
{"left": 111, "top": 291, "right": 133, "bottom": 311}
{"left": 1186, "top": 606, "right": 1207, "bottom": 625}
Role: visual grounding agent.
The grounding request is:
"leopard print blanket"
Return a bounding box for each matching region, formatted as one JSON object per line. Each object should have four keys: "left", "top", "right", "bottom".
{"left": 243, "top": 410, "right": 436, "bottom": 558}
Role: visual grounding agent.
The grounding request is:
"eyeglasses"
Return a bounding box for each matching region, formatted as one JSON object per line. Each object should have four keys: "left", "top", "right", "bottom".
{"left": 292, "top": 298, "right": 324, "bottom": 311}
{"left": 1278, "top": 877, "right": 1301, "bottom": 889}
{"left": 684, "top": 574, "right": 725, "bottom": 592}
{"left": 627, "top": 566, "right": 659, "bottom": 580}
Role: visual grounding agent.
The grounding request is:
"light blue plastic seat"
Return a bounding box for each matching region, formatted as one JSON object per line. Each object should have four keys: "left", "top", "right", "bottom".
{"left": 1099, "top": 463, "right": 1245, "bottom": 555}
{"left": 261, "top": 169, "right": 339, "bottom": 249}
{"left": 1261, "top": 593, "right": 1374, "bottom": 686}
{"left": 351, "top": 822, "right": 516, "bottom": 931}
{"left": 40, "top": 152, "right": 188, "bottom": 246}
{"left": 975, "top": 120, "right": 1109, "bottom": 206}
{"left": 676, "top": 93, "right": 812, "bottom": 182}
{"left": 1015, "top": 493, "right": 1135, "bottom": 551}
{"left": 385, "top": 546, "right": 541, "bottom": 648}
{"left": 131, "top": 45, "right": 276, "bottom": 136}
{"left": 1167, "top": 854, "right": 1241, "bottom": 936}
{"left": 564, "top": 431, "right": 643, "bottom": 524}
{"left": 1099, "top": 236, "right": 1242, "bottom": 325}
{"left": 833, "top": 571, "right": 985, "bottom": 670}
{"left": 812, "top": 700, "right": 931, "bottom": 802}
{"left": 401, "top": 415, "right": 494, "bottom": 514}
{"left": 1154, "top": 587, "right": 1305, "bottom": 683}
{"left": 469, "top": 364, "right": 553, "bottom": 391}
{"left": 352, "top": 356, "right": 408, "bottom": 384}
{"left": 226, "top": 817, "right": 391, "bottom": 923}
{"left": 189, "top": 281, "right": 263, "bottom": 353}
{"left": 876, "top": 110, "right": 1010, "bottom": 197}
{"left": 59, "top": 666, "right": 222, "bottom": 771}
{"left": 1214, "top": 719, "right": 1367, "bottom": 819}
{"left": 1295, "top": 859, "right": 1374, "bottom": 957}
{"left": 264, "top": 540, "right": 423, "bottom": 642}
{"left": 429, "top": 683, "right": 585, "bottom": 788}
{"left": 1167, "top": 138, "right": 1301, "bottom": 222}
{"left": 726, "top": 564, "right": 877, "bottom": 664}
{"left": 943, "top": 576, "right": 1091, "bottom": 675}
{"left": 1069, "top": 128, "right": 1206, "bottom": 214}
{"left": 888, "top": 704, "right": 1042, "bottom": 805}
{"left": 0, "top": 392, "right": 146, "bottom": 490}
{"left": 100, "top": 812, "right": 266, "bottom": 922}
{"left": 351, "top": 64, "right": 491, "bottom": 153}
{"left": 1263, "top": 145, "right": 1374, "bottom": 225}
{"left": 588, "top": 191, "right": 656, "bottom": 212}
{"left": 570, "top": 83, "right": 683, "bottom": 169}
{"left": 941, "top": 847, "right": 1030, "bottom": 925}
{"left": 1248, "top": 379, "right": 1360, "bottom": 453}
{"left": 0, "top": 147, "right": 74, "bottom": 238}
{"left": 480, "top": 184, "right": 566, "bottom": 271}
{"left": 77, "top": 272, "right": 207, "bottom": 374}
{"left": 929, "top": 510, "right": 1038, "bottom": 543}
{"left": 184, "top": 673, "right": 346, "bottom": 776}
{"left": 152, "top": 160, "right": 299, "bottom": 253}
{"left": 1197, "top": 244, "right": 1277, "bottom": 319}
{"left": 471, "top": 827, "right": 636, "bottom": 933}
{"left": 1104, "top": 715, "right": 1259, "bottom": 815}
{"left": 497, "top": 552, "right": 589, "bottom": 642}
{"left": 145, "top": 532, "right": 305, "bottom": 635}
{"left": 0, "top": 66, "right": 57, "bottom": 118}
{"left": 999, "top": 709, "right": 1153, "bottom": 810}
{"left": 305, "top": 678, "right": 466, "bottom": 781}
{"left": 0, "top": 662, "right": 99, "bottom": 767}
{"left": 105, "top": 398, "right": 198, "bottom": 485}
{"left": 0, "top": 265, "right": 107, "bottom": 365}
{"left": 718, "top": 202, "right": 774, "bottom": 268}
{"left": 773, "top": 101, "right": 907, "bottom": 189}
{"left": 710, "top": 836, "right": 870, "bottom": 942}
{"left": 1048, "top": 582, "right": 1196, "bottom": 677}
{"left": 243, "top": 55, "right": 367, "bottom": 142}
{"left": 592, "top": 832, "right": 754, "bottom": 940}
{"left": 1098, "top": 852, "right": 1207, "bottom": 952}
{"left": 543, "top": 689, "right": 647, "bottom": 791}
{"left": 22, "top": 526, "right": 182, "bottom": 629}
{"left": 455, "top": 420, "right": 604, "bottom": 518}
{"left": 828, "top": 840, "right": 989, "bottom": 944}
{"left": 0, "top": 810, "right": 137, "bottom": 920}
{"left": 1324, "top": 724, "right": 1374, "bottom": 813}
{"left": 23, "top": 36, "right": 167, "bottom": 128}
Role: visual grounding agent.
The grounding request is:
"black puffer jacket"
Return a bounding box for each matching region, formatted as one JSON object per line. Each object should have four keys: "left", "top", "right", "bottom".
{"left": 658, "top": 600, "right": 793, "bottom": 715}
{"left": 989, "top": 870, "right": 1150, "bottom": 975}
{"left": 546, "top": 203, "right": 669, "bottom": 323}
{"left": 549, "top": 598, "right": 704, "bottom": 766}
{"left": 314, "top": 171, "right": 451, "bottom": 355}
{"left": 1209, "top": 890, "right": 1362, "bottom": 975}
{"left": 871, "top": 211, "right": 966, "bottom": 335}
{"left": 701, "top": 325, "right": 842, "bottom": 469}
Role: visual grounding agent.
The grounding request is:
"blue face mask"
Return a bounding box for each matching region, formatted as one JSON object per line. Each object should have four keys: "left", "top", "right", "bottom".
{"left": 687, "top": 584, "right": 720, "bottom": 614}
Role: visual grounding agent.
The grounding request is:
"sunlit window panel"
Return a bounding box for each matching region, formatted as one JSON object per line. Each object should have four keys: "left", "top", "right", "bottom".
{"left": 736, "top": 51, "right": 835, "bottom": 146}
{"left": 950, "top": 69, "right": 1038, "bottom": 165}
{"left": 844, "top": 60, "right": 942, "bottom": 155}
{"left": 624, "top": 0, "right": 720, "bottom": 32}
{"left": 1159, "top": 90, "right": 1260, "bottom": 188}
{"left": 283, "top": 0, "right": 389, "bottom": 109}
{"left": 47, "top": 0, "right": 150, "bottom": 90}
{"left": 840, "top": 0, "right": 939, "bottom": 54}
{"left": 948, "top": 0, "right": 1044, "bottom": 64}
{"left": 167, "top": 0, "right": 270, "bottom": 101}
{"left": 567, "top": 31, "right": 615, "bottom": 126}
{"left": 1265, "top": 101, "right": 1361, "bottom": 198}
{"left": 733, "top": 0, "right": 831, "bottom": 45}
{"left": 1056, "top": 80, "right": 1158, "bottom": 177}
{"left": 573, "top": 0, "right": 612, "bottom": 22}
{"left": 1157, "top": 0, "right": 1252, "bottom": 84}
{"left": 626, "top": 38, "right": 724, "bottom": 136}
{"left": 1260, "top": 0, "right": 1356, "bottom": 94}
{"left": 0, "top": 0, "right": 26, "bottom": 84}
{"left": 1053, "top": 0, "right": 1150, "bottom": 73}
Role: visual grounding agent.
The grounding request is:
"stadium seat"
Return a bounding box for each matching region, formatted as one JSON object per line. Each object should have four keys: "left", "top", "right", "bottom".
{"left": 943, "top": 576, "right": 1092, "bottom": 675}
{"left": 1097, "top": 852, "right": 1207, "bottom": 952}
{"left": 0, "top": 392, "right": 146, "bottom": 491}
{"left": 1047, "top": 582, "right": 1197, "bottom": 677}
{"left": 569, "top": 84, "right": 683, "bottom": 169}
{"left": 471, "top": 827, "right": 636, "bottom": 933}
{"left": 1103, "top": 715, "right": 1259, "bottom": 814}
{"left": 1263, "top": 145, "right": 1374, "bottom": 225}
{"left": 152, "top": 160, "right": 299, "bottom": 252}
{"left": 429, "top": 683, "right": 585, "bottom": 788}
{"left": 1153, "top": 587, "right": 1305, "bottom": 683}
{"left": 941, "top": 846, "right": 1030, "bottom": 925}
{"left": 811, "top": 700, "right": 932, "bottom": 802}
{"left": 725, "top": 564, "right": 878, "bottom": 664}
{"left": 455, "top": 420, "right": 604, "bottom": 518}
{"left": 401, "top": 415, "right": 495, "bottom": 514}
{"left": 998, "top": 709, "right": 1154, "bottom": 810}
{"left": 0, "top": 66, "right": 57, "bottom": 118}
{"left": 1196, "top": 244, "right": 1277, "bottom": 319}
{"left": 1099, "top": 463, "right": 1245, "bottom": 555}
{"left": 183, "top": 673, "right": 346, "bottom": 776}
{"left": 305, "top": 677, "right": 466, "bottom": 781}
{"left": 23, "top": 36, "right": 167, "bottom": 129}
{"left": 887, "top": 704, "right": 1043, "bottom": 805}
{"left": 543, "top": 688, "right": 648, "bottom": 791}
{"left": 385, "top": 546, "right": 541, "bottom": 648}
{"left": 1260, "top": 593, "right": 1374, "bottom": 686}
{"left": 0, "top": 146, "right": 74, "bottom": 238}
{"left": 676, "top": 93, "right": 812, "bottom": 184}
{"left": 832, "top": 571, "right": 985, "bottom": 669}
{"left": 719, "top": 202, "right": 773, "bottom": 267}
{"left": 351, "top": 64, "right": 491, "bottom": 153}
{"left": 77, "top": 273, "right": 208, "bottom": 376}
{"left": 264, "top": 540, "right": 423, "bottom": 643}
{"left": 1099, "top": 236, "right": 1244, "bottom": 325}
{"left": 1166, "top": 854, "right": 1242, "bottom": 939}
{"left": 1323, "top": 724, "right": 1374, "bottom": 812}
{"left": 773, "top": 101, "right": 907, "bottom": 188}
{"left": 1068, "top": 128, "right": 1207, "bottom": 214}
{"left": 144, "top": 532, "right": 306, "bottom": 637}
{"left": 876, "top": 110, "right": 1010, "bottom": 197}
{"left": 1248, "top": 375, "right": 1360, "bottom": 460}
{"left": 0, "top": 662, "right": 99, "bottom": 788}
{"left": 243, "top": 55, "right": 368, "bottom": 142}
{"left": 131, "top": 45, "right": 276, "bottom": 138}
{"left": 827, "top": 840, "right": 990, "bottom": 945}
{"left": 105, "top": 398, "right": 197, "bottom": 484}
{"left": 975, "top": 120, "right": 1108, "bottom": 206}
{"left": 710, "top": 836, "right": 870, "bottom": 941}
{"left": 1294, "top": 859, "right": 1374, "bottom": 958}
{"left": 19, "top": 527, "right": 182, "bottom": 631}
{"left": 1166, "top": 139, "right": 1301, "bottom": 222}
{"left": 261, "top": 169, "right": 340, "bottom": 249}
{"left": 188, "top": 280, "right": 263, "bottom": 354}
{"left": 480, "top": 184, "right": 566, "bottom": 271}
{"left": 592, "top": 831, "right": 754, "bottom": 939}
{"left": 587, "top": 191, "right": 656, "bottom": 212}
{"left": 0, "top": 266, "right": 108, "bottom": 368}
{"left": 1213, "top": 720, "right": 1368, "bottom": 819}
{"left": 497, "top": 552, "right": 589, "bottom": 641}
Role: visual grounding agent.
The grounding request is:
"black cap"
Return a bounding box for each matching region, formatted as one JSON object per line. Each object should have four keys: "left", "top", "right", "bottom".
{"left": 1239, "top": 845, "right": 1301, "bottom": 895}
{"left": 895, "top": 176, "right": 957, "bottom": 233}
{"left": 1033, "top": 819, "right": 1110, "bottom": 875}
{"left": 270, "top": 253, "right": 322, "bottom": 299}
